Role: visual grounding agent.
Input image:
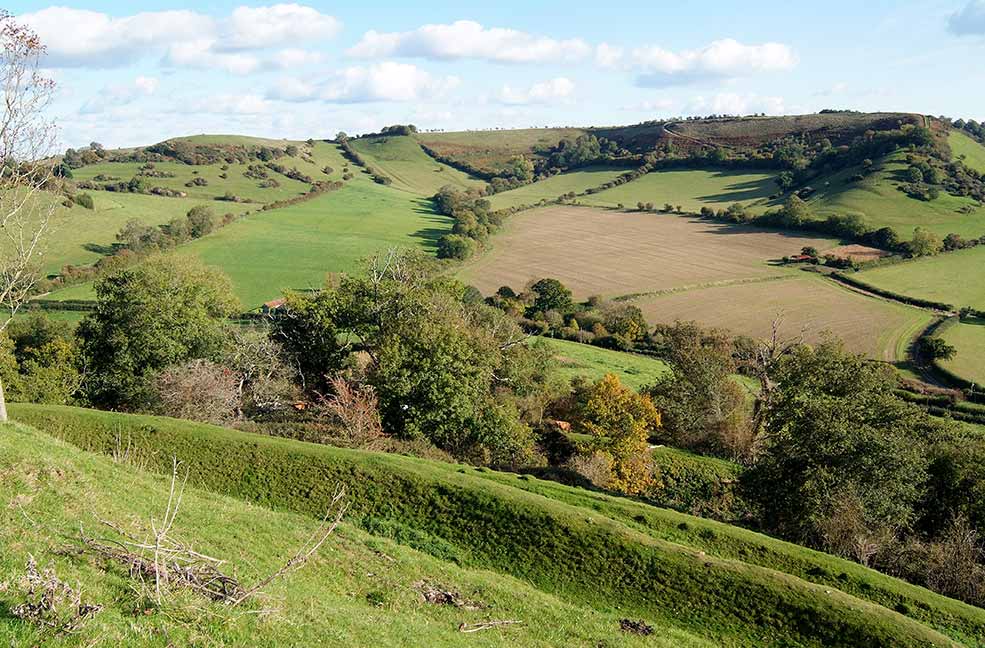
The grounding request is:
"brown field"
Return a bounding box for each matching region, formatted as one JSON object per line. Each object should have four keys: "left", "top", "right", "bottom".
{"left": 416, "top": 128, "right": 587, "bottom": 174}
{"left": 825, "top": 244, "right": 890, "bottom": 262}
{"left": 458, "top": 205, "right": 836, "bottom": 298}
{"left": 631, "top": 275, "right": 933, "bottom": 359}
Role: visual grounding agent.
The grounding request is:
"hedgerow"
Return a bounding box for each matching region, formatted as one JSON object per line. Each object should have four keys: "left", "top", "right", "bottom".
{"left": 9, "top": 404, "right": 984, "bottom": 647}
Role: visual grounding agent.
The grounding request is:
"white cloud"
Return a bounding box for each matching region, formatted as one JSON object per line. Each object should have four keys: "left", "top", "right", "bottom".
{"left": 80, "top": 76, "right": 161, "bottom": 114}
{"left": 631, "top": 39, "right": 797, "bottom": 86}
{"left": 269, "top": 62, "right": 460, "bottom": 103}
{"left": 496, "top": 77, "right": 575, "bottom": 105}
{"left": 348, "top": 20, "right": 591, "bottom": 63}
{"left": 595, "top": 43, "right": 624, "bottom": 68}
{"left": 224, "top": 4, "right": 341, "bottom": 50}
{"left": 623, "top": 98, "right": 675, "bottom": 112}
{"left": 686, "top": 92, "right": 786, "bottom": 116}
{"left": 948, "top": 1, "right": 985, "bottom": 35}
{"left": 813, "top": 82, "right": 848, "bottom": 97}
{"left": 272, "top": 48, "right": 326, "bottom": 68}
{"left": 19, "top": 5, "right": 340, "bottom": 71}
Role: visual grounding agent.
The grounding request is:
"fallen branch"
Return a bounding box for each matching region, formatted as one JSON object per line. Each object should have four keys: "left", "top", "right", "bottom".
{"left": 458, "top": 620, "right": 521, "bottom": 633}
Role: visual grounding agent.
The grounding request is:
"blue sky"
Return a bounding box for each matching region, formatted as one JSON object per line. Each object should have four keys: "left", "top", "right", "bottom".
{"left": 9, "top": 1, "right": 985, "bottom": 148}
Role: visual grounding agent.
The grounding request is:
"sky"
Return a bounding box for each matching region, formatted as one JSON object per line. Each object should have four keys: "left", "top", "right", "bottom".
{"left": 8, "top": 1, "right": 985, "bottom": 149}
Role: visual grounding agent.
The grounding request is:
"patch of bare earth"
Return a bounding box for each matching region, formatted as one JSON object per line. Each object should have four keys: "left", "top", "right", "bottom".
{"left": 825, "top": 244, "right": 889, "bottom": 262}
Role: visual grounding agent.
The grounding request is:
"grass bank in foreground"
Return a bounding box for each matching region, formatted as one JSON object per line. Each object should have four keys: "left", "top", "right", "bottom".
{"left": 7, "top": 404, "right": 984, "bottom": 647}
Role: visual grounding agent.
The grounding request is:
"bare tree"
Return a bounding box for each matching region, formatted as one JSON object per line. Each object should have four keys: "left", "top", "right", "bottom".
{"left": 740, "top": 314, "right": 804, "bottom": 446}
{"left": 0, "top": 12, "right": 57, "bottom": 421}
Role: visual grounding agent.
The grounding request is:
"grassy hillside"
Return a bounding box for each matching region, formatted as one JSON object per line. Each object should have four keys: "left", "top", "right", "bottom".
{"left": 806, "top": 152, "right": 984, "bottom": 238}
{"left": 939, "top": 318, "right": 985, "bottom": 386}
{"left": 0, "top": 421, "right": 707, "bottom": 647}
{"left": 855, "top": 247, "right": 985, "bottom": 311}
{"left": 487, "top": 166, "right": 631, "bottom": 211}
{"left": 534, "top": 337, "right": 670, "bottom": 389}
{"left": 580, "top": 168, "right": 779, "bottom": 214}
{"left": 949, "top": 130, "right": 985, "bottom": 174}
{"left": 348, "top": 135, "right": 485, "bottom": 195}
{"left": 416, "top": 128, "right": 588, "bottom": 175}
{"left": 43, "top": 142, "right": 451, "bottom": 309}
{"left": 8, "top": 404, "right": 985, "bottom": 647}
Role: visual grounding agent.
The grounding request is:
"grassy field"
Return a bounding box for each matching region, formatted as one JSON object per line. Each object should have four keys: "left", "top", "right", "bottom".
{"left": 416, "top": 128, "right": 588, "bottom": 174}
{"left": 348, "top": 135, "right": 485, "bottom": 195}
{"left": 580, "top": 169, "right": 780, "bottom": 214}
{"left": 534, "top": 337, "right": 670, "bottom": 389}
{"left": 0, "top": 422, "right": 708, "bottom": 648}
{"left": 949, "top": 130, "right": 985, "bottom": 174}
{"left": 43, "top": 143, "right": 450, "bottom": 309}
{"left": 806, "top": 152, "right": 984, "bottom": 238}
{"left": 631, "top": 274, "right": 935, "bottom": 360}
{"left": 855, "top": 246, "right": 985, "bottom": 311}
{"left": 487, "top": 166, "right": 632, "bottom": 211}
{"left": 939, "top": 318, "right": 985, "bottom": 386}
{"left": 7, "top": 404, "right": 985, "bottom": 647}
{"left": 458, "top": 205, "right": 836, "bottom": 299}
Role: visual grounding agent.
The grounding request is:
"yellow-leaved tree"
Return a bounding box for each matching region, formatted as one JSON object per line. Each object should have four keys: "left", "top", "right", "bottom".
{"left": 574, "top": 373, "right": 661, "bottom": 494}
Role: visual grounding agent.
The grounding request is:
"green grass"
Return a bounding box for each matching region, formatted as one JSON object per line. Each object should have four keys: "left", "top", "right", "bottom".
{"left": 416, "top": 128, "right": 589, "bottom": 174}
{"left": 855, "top": 246, "right": 985, "bottom": 311}
{"left": 534, "top": 337, "right": 670, "bottom": 390}
{"left": 949, "top": 131, "right": 985, "bottom": 174}
{"left": 43, "top": 143, "right": 450, "bottom": 309}
{"left": 8, "top": 403, "right": 984, "bottom": 647}
{"left": 580, "top": 169, "right": 779, "bottom": 214}
{"left": 487, "top": 166, "right": 632, "bottom": 210}
{"left": 806, "top": 152, "right": 984, "bottom": 238}
{"left": 0, "top": 421, "right": 708, "bottom": 647}
{"left": 349, "top": 136, "right": 486, "bottom": 196}
{"left": 939, "top": 318, "right": 985, "bottom": 386}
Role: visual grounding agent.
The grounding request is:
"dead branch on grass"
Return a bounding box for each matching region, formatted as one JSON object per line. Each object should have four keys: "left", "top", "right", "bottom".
{"left": 9, "top": 555, "right": 102, "bottom": 635}
{"left": 458, "top": 620, "right": 521, "bottom": 633}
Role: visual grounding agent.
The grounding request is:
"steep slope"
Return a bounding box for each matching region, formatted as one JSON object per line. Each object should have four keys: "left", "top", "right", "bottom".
{"left": 348, "top": 135, "right": 486, "bottom": 195}
{"left": 8, "top": 404, "right": 985, "bottom": 647}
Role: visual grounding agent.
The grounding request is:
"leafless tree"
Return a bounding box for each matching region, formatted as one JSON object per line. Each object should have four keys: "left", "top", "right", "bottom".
{"left": 740, "top": 314, "right": 804, "bottom": 446}
{"left": 0, "top": 12, "right": 57, "bottom": 421}
{"left": 318, "top": 374, "right": 384, "bottom": 446}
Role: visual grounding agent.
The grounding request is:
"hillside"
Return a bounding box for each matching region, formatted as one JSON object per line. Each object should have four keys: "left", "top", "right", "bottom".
{"left": 348, "top": 135, "right": 486, "bottom": 195}
{"left": 5, "top": 404, "right": 985, "bottom": 647}
{"left": 949, "top": 130, "right": 985, "bottom": 174}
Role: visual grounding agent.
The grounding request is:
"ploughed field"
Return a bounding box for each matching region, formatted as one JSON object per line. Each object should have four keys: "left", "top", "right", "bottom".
{"left": 458, "top": 205, "right": 834, "bottom": 299}
{"left": 631, "top": 274, "right": 934, "bottom": 360}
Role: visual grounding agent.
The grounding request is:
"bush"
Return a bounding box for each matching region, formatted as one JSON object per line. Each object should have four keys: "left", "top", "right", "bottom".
{"left": 71, "top": 193, "right": 94, "bottom": 210}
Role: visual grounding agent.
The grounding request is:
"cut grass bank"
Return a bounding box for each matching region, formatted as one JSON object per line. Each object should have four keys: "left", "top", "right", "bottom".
{"left": 8, "top": 404, "right": 984, "bottom": 647}
{"left": 0, "top": 421, "right": 707, "bottom": 647}
{"left": 535, "top": 337, "right": 670, "bottom": 390}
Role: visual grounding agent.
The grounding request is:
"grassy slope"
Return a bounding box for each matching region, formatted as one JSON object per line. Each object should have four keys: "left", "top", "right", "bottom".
{"left": 8, "top": 404, "right": 984, "bottom": 647}
{"left": 949, "top": 130, "right": 985, "bottom": 174}
{"left": 487, "top": 166, "right": 631, "bottom": 211}
{"left": 43, "top": 143, "right": 450, "bottom": 309}
{"left": 939, "top": 318, "right": 985, "bottom": 386}
{"left": 855, "top": 246, "right": 985, "bottom": 311}
{"left": 806, "top": 152, "right": 983, "bottom": 238}
{"left": 0, "top": 422, "right": 706, "bottom": 648}
{"left": 534, "top": 337, "right": 670, "bottom": 390}
{"left": 348, "top": 135, "right": 485, "bottom": 196}
{"left": 415, "top": 128, "right": 588, "bottom": 174}
{"left": 580, "top": 169, "right": 779, "bottom": 214}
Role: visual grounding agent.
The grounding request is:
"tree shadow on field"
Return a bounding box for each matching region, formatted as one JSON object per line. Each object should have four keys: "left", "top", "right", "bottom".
{"left": 83, "top": 242, "right": 120, "bottom": 255}
{"left": 701, "top": 220, "right": 836, "bottom": 243}
{"left": 697, "top": 175, "right": 775, "bottom": 203}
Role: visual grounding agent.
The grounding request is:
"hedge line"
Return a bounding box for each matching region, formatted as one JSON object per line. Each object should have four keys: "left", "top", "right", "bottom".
{"left": 830, "top": 272, "right": 955, "bottom": 311}
{"left": 8, "top": 403, "right": 979, "bottom": 647}
{"left": 24, "top": 299, "right": 97, "bottom": 312}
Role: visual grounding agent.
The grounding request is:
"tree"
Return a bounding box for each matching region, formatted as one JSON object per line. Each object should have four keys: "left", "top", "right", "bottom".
{"left": 0, "top": 13, "right": 57, "bottom": 421}
{"left": 185, "top": 205, "right": 215, "bottom": 238}
{"left": 1, "top": 312, "right": 81, "bottom": 405}
{"left": 919, "top": 336, "right": 957, "bottom": 361}
{"left": 504, "top": 155, "right": 534, "bottom": 182}
{"left": 573, "top": 373, "right": 661, "bottom": 494}
{"left": 78, "top": 256, "right": 240, "bottom": 409}
{"left": 528, "top": 278, "right": 573, "bottom": 315}
{"left": 743, "top": 339, "right": 946, "bottom": 550}
{"left": 908, "top": 227, "right": 943, "bottom": 257}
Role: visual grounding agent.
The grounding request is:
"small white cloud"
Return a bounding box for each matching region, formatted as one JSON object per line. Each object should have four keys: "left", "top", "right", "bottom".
{"left": 80, "top": 76, "right": 161, "bottom": 114}
{"left": 949, "top": 1, "right": 985, "bottom": 35}
{"left": 272, "top": 48, "right": 325, "bottom": 68}
{"left": 165, "top": 40, "right": 261, "bottom": 75}
{"left": 348, "top": 20, "right": 591, "bottom": 64}
{"left": 686, "top": 92, "right": 786, "bottom": 116}
{"left": 631, "top": 39, "right": 797, "bottom": 87}
{"left": 224, "top": 4, "right": 341, "bottom": 50}
{"left": 496, "top": 77, "right": 575, "bottom": 105}
{"left": 623, "top": 98, "right": 675, "bottom": 112}
{"left": 269, "top": 62, "right": 460, "bottom": 103}
{"left": 595, "top": 43, "right": 624, "bottom": 68}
